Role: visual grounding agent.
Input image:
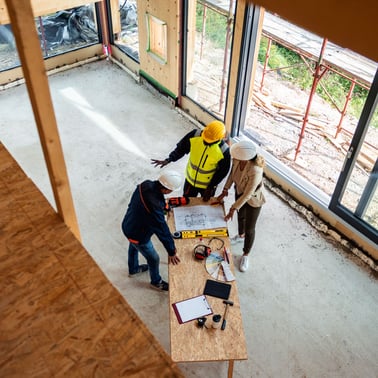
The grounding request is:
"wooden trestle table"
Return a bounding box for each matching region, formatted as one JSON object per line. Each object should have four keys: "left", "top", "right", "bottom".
{"left": 167, "top": 198, "right": 248, "bottom": 378}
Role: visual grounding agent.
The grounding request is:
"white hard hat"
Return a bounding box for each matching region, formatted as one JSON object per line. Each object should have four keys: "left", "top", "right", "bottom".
{"left": 230, "top": 140, "right": 257, "bottom": 160}
{"left": 158, "top": 170, "right": 182, "bottom": 191}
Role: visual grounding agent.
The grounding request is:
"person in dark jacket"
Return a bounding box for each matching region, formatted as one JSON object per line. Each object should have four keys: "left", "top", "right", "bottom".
{"left": 122, "top": 171, "right": 182, "bottom": 291}
{"left": 151, "top": 121, "right": 231, "bottom": 202}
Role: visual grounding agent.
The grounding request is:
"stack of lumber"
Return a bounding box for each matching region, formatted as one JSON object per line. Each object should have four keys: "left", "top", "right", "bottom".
{"left": 252, "top": 89, "right": 376, "bottom": 171}
{"left": 252, "top": 89, "right": 329, "bottom": 130}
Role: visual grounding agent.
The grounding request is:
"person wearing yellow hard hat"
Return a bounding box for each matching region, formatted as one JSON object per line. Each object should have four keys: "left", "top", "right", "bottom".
{"left": 151, "top": 120, "right": 231, "bottom": 201}
{"left": 216, "top": 140, "right": 266, "bottom": 272}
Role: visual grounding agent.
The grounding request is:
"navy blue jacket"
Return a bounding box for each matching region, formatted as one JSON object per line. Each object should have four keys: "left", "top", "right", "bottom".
{"left": 122, "top": 180, "right": 176, "bottom": 256}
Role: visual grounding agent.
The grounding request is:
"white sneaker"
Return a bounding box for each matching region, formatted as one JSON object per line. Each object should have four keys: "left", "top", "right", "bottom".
{"left": 230, "top": 235, "right": 244, "bottom": 245}
{"left": 240, "top": 256, "right": 249, "bottom": 272}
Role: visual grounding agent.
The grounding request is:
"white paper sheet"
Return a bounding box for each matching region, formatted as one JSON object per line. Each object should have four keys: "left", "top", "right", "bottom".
{"left": 173, "top": 205, "right": 227, "bottom": 231}
{"left": 172, "top": 295, "right": 213, "bottom": 324}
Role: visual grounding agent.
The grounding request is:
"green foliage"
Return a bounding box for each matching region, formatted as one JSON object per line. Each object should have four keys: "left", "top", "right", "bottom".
{"left": 196, "top": 3, "right": 228, "bottom": 49}
{"left": 258, "top": 37, "right": 313, "bottom": 89}
{"left": 195, "top": 9, "right": 377, "bottom": 128}
{"left": 258, "top": 37, "right": 377, "bottom": 127}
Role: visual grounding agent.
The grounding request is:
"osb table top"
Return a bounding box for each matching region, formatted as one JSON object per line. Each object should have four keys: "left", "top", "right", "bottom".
{"left": 167, "top": 198, "right": 248, "bottom": 363}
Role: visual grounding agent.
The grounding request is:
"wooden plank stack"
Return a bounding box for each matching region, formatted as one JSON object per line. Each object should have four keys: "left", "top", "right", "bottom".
{"left": 252, "top": 89, "right": 376, "bottom": 171}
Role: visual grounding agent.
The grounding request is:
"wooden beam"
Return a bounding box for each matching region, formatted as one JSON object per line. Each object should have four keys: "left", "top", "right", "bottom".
{"left": 4, "top": 0, "right": 81, "bottom": 240}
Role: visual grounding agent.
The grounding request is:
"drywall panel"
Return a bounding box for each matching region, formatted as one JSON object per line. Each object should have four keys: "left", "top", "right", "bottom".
{"left": 137, "top": 0, "right": 180, "bottom": 98}
{"left": 0, "top": 0, "right": 98, "bottom": 24}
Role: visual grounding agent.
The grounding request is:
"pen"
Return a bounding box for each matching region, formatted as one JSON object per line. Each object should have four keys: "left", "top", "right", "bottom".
{"left": 224, "top": 247, "right": 230, "bottom": 264}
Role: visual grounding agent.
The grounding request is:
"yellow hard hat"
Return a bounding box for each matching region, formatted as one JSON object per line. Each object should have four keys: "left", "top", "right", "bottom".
{"left": 202, "top": 121, "right": 226, "bottom": 143}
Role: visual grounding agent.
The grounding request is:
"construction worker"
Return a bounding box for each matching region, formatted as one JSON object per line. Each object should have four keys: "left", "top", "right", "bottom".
{"left": 151, "top": 121, "right": 231, "bottom": 201}
{"left": 121, "top": 171, "right": 182, "bottom": 291}
{"left": 216, "top": 140, "right": 266, "bottom": 272}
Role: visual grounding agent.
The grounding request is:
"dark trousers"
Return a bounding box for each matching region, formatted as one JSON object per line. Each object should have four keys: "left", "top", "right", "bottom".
{"left": 183, "top": 179, "right": 216, "bottom": 198}
{"left": 236, "top": 193, "right": 262, "bottom": 254}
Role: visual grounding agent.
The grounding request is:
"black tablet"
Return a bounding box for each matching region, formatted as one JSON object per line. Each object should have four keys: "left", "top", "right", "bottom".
{"left": 203, "top": 279, "right": 231, "bottom": 300}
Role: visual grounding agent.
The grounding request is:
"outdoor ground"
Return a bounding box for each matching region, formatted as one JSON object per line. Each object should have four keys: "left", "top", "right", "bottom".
{"left": 246, "top": 66, "right": 377, "bottom": 219}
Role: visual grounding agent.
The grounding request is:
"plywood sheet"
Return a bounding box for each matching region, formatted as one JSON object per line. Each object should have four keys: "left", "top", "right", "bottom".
{"left": 0, "top": 143, "right": 184, "bottom": 377}
{"left": 167, "top": 198, "right": 248, "bottom": 363}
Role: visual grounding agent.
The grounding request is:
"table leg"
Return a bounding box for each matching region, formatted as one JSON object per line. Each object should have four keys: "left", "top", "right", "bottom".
{"left": 228, "top": 360, "right": 234, "bottom": 378}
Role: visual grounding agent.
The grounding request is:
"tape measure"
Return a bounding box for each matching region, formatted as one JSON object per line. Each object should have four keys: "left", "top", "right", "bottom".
{"left": 173, "top": 229, "right": 228, "bottom": 239}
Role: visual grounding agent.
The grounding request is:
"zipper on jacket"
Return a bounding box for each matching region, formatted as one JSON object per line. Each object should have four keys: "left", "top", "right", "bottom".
{"left": 194, "top": 146, "right": 208, "bottom": 186}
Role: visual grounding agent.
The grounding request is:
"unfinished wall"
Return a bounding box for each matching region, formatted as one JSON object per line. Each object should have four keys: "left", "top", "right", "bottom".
{"left": 137, "top": 0, "right": 180, "bottom": 98}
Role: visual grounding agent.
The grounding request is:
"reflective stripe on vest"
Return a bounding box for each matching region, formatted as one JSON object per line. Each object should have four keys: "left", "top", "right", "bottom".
{"left": 185, "top": 136, "right": 225, "bottom": 189}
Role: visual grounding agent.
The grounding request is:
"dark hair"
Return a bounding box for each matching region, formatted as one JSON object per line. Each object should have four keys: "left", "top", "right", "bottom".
{"left": 156, "top": 180, "right": 166, "bottom": 190}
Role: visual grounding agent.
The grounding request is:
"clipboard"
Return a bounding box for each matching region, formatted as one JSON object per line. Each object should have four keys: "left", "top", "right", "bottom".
{"left": 172, "top": 294, "right": 213, "bottom": 324}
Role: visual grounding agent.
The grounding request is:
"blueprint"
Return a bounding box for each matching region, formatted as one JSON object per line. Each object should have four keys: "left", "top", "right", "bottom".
{"left": 173, "top": 205, "right": 227, "bottom": 231}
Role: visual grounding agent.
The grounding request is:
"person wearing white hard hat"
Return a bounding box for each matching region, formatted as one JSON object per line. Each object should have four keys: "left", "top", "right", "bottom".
{"left": 121, "top": 171, "right": 182, "bottom": 291}
{"left": 216, "top": 140, "right": 266, "bottom": 272}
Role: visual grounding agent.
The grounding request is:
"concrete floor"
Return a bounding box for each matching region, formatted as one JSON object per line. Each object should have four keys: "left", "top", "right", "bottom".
{"left": 1, "top": 60, "right": 377, "bottom": 378}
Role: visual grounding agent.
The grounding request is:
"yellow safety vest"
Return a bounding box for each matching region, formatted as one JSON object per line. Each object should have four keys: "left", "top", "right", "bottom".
{"left": 186, "top": 134, "right": 225, "bottom": 189}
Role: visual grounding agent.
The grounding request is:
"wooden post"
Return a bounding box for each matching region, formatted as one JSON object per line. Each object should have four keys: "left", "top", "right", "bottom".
{"left": 4, "top": 0, "right": 81, "bottom": 240}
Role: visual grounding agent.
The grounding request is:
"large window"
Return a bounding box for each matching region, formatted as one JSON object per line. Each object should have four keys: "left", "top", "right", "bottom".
{"left": 114, "top": 0, "right": 139, "bottom": 61}
{"left": 0, "top": 24, "right": 19, "bottom": 70}
{"left": 244, "top": 12, "right": 377, "bottom": 199}
{"left": 330, "top": 70, "right": 378, "bottom": 242}
{"left": 184, "top": 0, "right": 235, "bottom": 119}
{"left": 0, "top": 5, "right": 99, "bottom": 72}
{"left": 231, "top": 7, "right": 377, "bottom": 243}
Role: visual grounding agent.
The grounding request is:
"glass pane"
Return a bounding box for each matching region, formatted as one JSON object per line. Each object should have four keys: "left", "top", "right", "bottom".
{"left": 243, "top": 11, "right": 378, "bottom": 200}
{"left": 36, "top": 5, "right": 99, "bottom": 58}
{"left": 115, "top": 0, "right": 139, "bottom": 61}
{"left": 185, "top": 0, "right": 234, "bottom": 118}
{"left": 340, "top": 105, "right": 378, "bottom": 230}
{"left": 0, "top": 25, "right": 20, "bottom": 70}
{"left": 0, "top": 5, "right": 99, "bottom": 72}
